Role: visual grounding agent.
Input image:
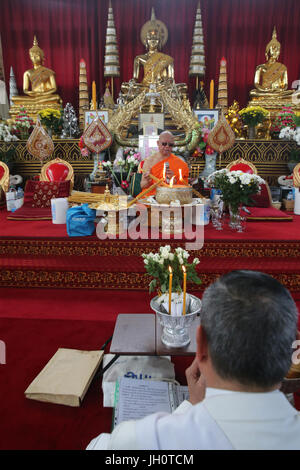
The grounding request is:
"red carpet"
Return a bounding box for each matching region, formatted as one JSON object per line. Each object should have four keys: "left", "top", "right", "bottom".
{"left": 0, "top": 314, "right": 191, "bottom": 450}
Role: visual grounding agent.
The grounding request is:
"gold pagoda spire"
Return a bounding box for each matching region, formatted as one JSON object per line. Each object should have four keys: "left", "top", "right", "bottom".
{"left": 217, "top": 57, "right": 228, "bottom": 113}
{"left": 79, "top": 58, "right": 89, "bottom": 130}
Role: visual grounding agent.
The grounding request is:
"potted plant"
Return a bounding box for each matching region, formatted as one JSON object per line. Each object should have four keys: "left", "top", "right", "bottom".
{"left": 38, "top": 108, "right": 63, "bottom": 137}
{"left": 239, "top": 106, "right": 268, "bottom": 139}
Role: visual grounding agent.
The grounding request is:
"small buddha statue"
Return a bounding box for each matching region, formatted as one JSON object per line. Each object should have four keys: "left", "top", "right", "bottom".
{"left": 10, "top": 36, "right": 62, "bottom": 120}
{"left": 249, "top": 27, "right": 296, "bottom": 111}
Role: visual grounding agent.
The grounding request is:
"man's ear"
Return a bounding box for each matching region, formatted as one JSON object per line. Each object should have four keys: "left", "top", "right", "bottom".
{"left": 196, "top": 325, "right": 208, "bottom": 364}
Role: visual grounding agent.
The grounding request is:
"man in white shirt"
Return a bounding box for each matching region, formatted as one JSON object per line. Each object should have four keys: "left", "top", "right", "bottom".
{"left": 87, "top": 270, "right": 300, "bottom": 450}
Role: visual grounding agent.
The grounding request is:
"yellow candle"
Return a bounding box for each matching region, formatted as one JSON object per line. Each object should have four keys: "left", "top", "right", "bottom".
{"left": 92, "top": 81, "right": 97, "bottom": 110}
{"left": 179, "top": 168, "right": 183, "bottom": 181}
{"left": 182, "top": 265, "right": 187, "bottom": 315}
{"left": 163, "top": 163, "right": 166, "bottom": 180}
{"left": 168, "top": 266, "right": 173, "bottom": 315}
{"left": 210, "top": 79, "right": 214, "bottom": 109}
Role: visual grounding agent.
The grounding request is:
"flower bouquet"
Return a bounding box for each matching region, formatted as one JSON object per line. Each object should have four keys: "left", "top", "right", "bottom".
{"left": 239, "top": 106, "right": 268, "bottom": 127}
{"left": 11, "top": 107, "right": 34, "bottom": 139}
{"left": 142, "top": 245, "right": 201, "bottom": 295}
{"left": 207, "top": 169, "right": 264, "bottom": 231}
{"left": 144, "top": 246, "right": 202, "bottom": 346}
{"left": 38, "top": 108, "right": 63, "bottom": 136}
{"left": 271, "top": 107, "right": 296, "bottom": 137}
{"left": 0, "top": 122, "right": 19, "bottom": 142}
{"left": 103, "top": 147, "right": 141, "bottom": 193}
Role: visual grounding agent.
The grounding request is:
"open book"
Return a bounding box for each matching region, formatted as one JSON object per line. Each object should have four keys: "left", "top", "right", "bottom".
{"left": 25, "top": 348, "right": 104, "bottom": 407}
{"left": 113, "top": 377, "right": 189, "bottom": 427}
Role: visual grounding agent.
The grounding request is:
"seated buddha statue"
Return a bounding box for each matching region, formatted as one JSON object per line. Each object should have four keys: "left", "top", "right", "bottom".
{"left": 10, "top": 36, "right": 62, "bottom": 120}
{"left": 121, "top": 19, "right": 187, "bottom": 104}
{"left": 249, "top": 27, "right": 297, "bottom": 111}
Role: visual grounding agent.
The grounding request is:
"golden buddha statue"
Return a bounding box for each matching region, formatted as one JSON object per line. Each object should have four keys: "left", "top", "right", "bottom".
{"left": 248, "top": 27, "right": 299, "bottom": 113}
{"left": 10, "top": 36, "right": 62, "bottom": 121}
{"left": 121, "top": 11, "right": 187, "bottom": 105}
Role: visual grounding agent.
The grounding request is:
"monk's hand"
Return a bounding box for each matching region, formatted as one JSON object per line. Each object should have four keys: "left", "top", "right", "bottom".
{"left": 185, "top": 358, "right": 206, "bottom": 405}
{"left": 166, "top": 168, "right": 174, "bottom": 179}
{"left": 143, "top": 171, "right": 152, "bottom": 184}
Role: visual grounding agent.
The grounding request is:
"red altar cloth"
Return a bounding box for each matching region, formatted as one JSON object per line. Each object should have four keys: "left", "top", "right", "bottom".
{"left": 1, "top": 209, "right": 299, "bottom": 240}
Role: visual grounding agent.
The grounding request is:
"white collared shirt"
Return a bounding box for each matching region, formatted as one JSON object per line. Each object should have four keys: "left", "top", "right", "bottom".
{"left": 86, "top": 387, "right": 300, "bottom": 450}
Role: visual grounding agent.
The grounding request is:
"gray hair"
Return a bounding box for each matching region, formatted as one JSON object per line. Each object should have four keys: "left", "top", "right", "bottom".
{"left": 200, "top": 270, "right": 298, "bottom": 388}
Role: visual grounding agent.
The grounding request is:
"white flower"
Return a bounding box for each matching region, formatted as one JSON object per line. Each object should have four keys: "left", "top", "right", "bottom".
{"left": 144, "top": 259, "right": 148, "bottom": 264}
{"left": 193, "top": 258, "right": 200, "bottom": 264}
{"left": 168, "top": 253, "right": 174, "bottom": 261}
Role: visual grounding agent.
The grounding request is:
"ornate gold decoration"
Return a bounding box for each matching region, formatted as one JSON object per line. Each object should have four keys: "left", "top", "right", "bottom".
{"left": 140, "top": 8, "right": 168, "bottom": 47}
{"left": 26, "top": 117, "right": 54, "bottom": 162}
{"left": 225, "top": 101, "right": 243, "bottom": 137}
{"left": 83, "top": 117, "right": 112, "bottom": 153}
{"left": 107, "top": 89, "right": 147, "bottom": 138}
{"left": 160, "top": 89, "right": 199, "bottom": 133}
{"left": 40, "top": 157, "right": 74, "bottom": 189}
{"left": 79, "top": 59, "right": 89, "bottom": 131}
{"left": 293, "top": 163, "right": 300, "bottom": 188}
{"left": 207, "top": 112, "right": 235, "bottom": 154}
{"left": 226, "top": 157, "right": 258, "bottom": 174}
{"left": 0, "top": 161, "right": 9, "bottom": 192}
{"left": 217, "top": 58, "right": 228, "bottom": 113}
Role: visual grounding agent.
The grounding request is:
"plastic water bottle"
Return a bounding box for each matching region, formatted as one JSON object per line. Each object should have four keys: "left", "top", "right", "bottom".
{"left": 17, "top": 187, "right": 24, "bottom": 199}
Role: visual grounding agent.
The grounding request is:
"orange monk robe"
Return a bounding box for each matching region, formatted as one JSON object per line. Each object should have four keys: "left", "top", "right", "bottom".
{"left": 139, "top": 154, "right": 189, "bottom": 197}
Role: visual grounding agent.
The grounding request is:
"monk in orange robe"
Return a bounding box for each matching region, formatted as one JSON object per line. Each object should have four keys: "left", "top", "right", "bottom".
{"left": 139, "top": 131, "right": 189, "bottom": 197}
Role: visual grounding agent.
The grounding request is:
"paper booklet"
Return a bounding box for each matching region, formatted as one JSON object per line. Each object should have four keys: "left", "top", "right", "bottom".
{"left": 113, "top": 377, "right": 189, "bottom": 427}
{"left": 25, "top": 348, "right": 104, "bottom": 407}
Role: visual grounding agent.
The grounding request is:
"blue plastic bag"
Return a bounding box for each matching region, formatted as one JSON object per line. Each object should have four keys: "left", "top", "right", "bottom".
{"left": 66, "top": 204, "right": 96, "bottom": 237}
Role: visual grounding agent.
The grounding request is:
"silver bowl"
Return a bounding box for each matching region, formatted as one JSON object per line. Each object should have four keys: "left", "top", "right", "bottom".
{"left": 150, "top": 294, "right": 201, "bottom": 348}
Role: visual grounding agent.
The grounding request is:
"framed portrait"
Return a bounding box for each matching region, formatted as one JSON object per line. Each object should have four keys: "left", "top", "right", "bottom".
{"left": 194, "top": 109, "right": 219, "bottom": 130}
{"left": 85, "top": 110, "right": 109, "bottom": 128}
{"left": 143, "top": 123, "right": 158, "bottom": 136}
{"left": 138, "top": 113, "right": 164, "bottom": 132}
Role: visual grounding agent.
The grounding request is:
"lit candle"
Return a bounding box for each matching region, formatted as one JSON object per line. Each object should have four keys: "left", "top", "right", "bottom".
{"left": 92, "top": 81, "right": 97, "bottom": 110}
{"left": 168, "top": 266, "right": 173, "bottom": 315}
{"left": 210, "top": 79, "right": 214, "bottom": 109}
{"left": 169, "top": 176, "right": 175, "bottom": 187}
{"left": 179, "top": 168, "right": 183, "bottom": 182}
{"left": 163, "top": 163, "right": 166, "bottom": 181}
{"left": 182, "top": 265, "right": 187, "bottom": 315}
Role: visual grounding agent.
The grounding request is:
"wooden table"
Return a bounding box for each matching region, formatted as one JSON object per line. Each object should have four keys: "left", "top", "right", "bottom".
{"left": 110, "top": 313, "right": 199, "bottom": 356}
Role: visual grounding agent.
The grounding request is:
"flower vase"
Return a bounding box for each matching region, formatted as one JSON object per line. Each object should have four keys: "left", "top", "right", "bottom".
{"left": 201, "top": 152, "right": 217, "bottom": 178}
{"left": 247, "top": 126, "right": 256, "bottom": 139}
{"left": 150, "top": 294, "right": 201, "bottom": 348}
{"left": 228, "top": 203, "right": 246, "bottom": 232}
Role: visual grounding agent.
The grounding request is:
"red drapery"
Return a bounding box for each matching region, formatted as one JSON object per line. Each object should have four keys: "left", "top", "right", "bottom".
{"left": 0, "top": 0, "right": 299, "bottom": 112}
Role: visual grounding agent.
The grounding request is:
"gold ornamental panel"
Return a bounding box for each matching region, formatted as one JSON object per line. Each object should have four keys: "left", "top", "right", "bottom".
{"left": 190, "top": 139, "right": 296, "bottom": 186}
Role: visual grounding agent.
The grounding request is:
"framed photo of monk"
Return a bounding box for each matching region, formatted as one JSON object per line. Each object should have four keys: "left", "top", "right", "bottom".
{"left": 138, "top": 113, "right": 164, "bottom": 133}
{"left": 143, "top": 123, "right": 158, "bottom": 136}
{"left": 194, "top": 109, "right": 219, "bottom": 130}
{"left": 85, "top": 110, "right": 109, "bottom": 128}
